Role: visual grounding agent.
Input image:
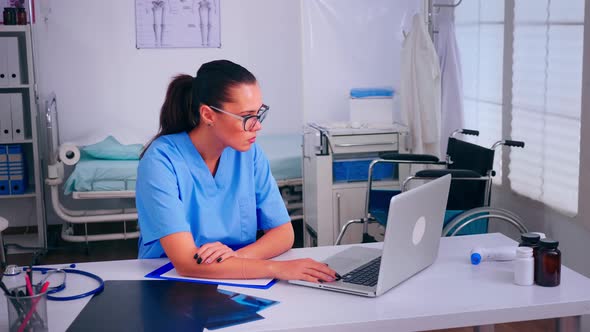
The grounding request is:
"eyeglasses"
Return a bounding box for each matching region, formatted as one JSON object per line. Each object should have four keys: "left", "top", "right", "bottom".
{"left": 208, "top": 104, "right": 269, "bottom": 131}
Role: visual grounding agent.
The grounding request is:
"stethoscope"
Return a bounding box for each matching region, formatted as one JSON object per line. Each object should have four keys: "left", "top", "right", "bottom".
{"left": 4, "top": 264, "right": 105, "bottom": 301}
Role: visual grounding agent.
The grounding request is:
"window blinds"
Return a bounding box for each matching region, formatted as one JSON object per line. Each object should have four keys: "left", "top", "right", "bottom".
{"left": 510, "top": 0, "right": 583, "bottom": 216}
{"left": 455, "top": 0, "right": 504, "bottom": 184}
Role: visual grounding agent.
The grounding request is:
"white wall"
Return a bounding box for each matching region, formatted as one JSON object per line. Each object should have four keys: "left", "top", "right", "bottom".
{"left": 33, "top": 0, "right": 303, "bottom": 146}
{"left": 33, "top": 0, "right": 422, "bottom": 143}
{"left": 32, "top": 0, "right": 424, "bottom": 228}
{"left": 301, "top": 0, "right": 420, "bottom": 124}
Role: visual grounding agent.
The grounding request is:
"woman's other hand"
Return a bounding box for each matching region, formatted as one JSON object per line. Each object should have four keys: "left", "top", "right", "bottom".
{"left": 195, "top": 242, "right": 239, "bottom": 264}
{"left": 269, "top": 258, "right": 338, "bottom": 283}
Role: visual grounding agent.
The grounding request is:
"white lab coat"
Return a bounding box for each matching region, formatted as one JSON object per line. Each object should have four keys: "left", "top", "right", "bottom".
{"left": 400, "top": 14, "right": 442, "bottom": 157}
{"left": 435, "top": 6, "right": 464, "bottom": 156}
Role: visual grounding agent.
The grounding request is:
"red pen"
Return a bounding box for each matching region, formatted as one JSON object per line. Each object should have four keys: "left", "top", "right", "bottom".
{"left": 24, "top": 273, "right": 34, "bottom": 296}
{"left": 39, "top": 281, "right": 50, "bottom": 294}
{"left": 17, "top": 281, "right": 50, "bottom": 332}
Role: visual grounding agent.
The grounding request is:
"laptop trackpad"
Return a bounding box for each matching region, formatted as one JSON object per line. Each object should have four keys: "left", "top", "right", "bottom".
{"left": 323, "top": 247, "right": 381, "bottom": 274}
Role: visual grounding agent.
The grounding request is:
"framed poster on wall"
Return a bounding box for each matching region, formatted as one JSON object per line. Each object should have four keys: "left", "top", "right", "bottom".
{"left": 135, "top": 0, "right": 220, "bottom": 49}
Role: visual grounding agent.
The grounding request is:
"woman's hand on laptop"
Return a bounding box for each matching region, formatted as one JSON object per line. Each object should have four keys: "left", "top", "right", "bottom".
{"left": 269, "top": 259, "right": 338, "bottom": 283}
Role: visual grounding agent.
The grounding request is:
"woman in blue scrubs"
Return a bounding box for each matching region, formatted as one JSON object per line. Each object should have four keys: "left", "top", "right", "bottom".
{"left": 137, "top": 60, "right": 337, "bottom": 282}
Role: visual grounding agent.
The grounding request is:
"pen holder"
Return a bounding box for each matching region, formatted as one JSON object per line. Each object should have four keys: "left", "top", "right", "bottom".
{"left": 4, "top": 286, "right": 48, "bottom": 332}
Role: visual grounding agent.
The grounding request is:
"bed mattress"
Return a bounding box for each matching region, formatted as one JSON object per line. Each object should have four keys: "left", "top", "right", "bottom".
{"left": 63, "top": 158, "right": 138, "bottom": 195}
{"left": 256, "top": 134, "right": 302, "bottom": 181}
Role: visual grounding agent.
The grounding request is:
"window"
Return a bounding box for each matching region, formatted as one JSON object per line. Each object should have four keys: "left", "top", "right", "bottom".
{"left": 455, "top": 0, "right": 505, "bottom": 184}
{"left": 455, "top": 0, "right": 584, "bottom": 216}
{"left": 510, "top": 0, "right": 584, "bottom": 216}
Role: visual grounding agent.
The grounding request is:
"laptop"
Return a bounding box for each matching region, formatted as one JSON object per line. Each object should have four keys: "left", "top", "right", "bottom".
{"left": 289, "top": 174, "right": 451, "bottom": 297}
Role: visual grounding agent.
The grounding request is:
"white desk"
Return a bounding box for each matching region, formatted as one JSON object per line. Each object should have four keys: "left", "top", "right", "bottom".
{"left": 1, "top": 233, "right": 590, "bottom": 331}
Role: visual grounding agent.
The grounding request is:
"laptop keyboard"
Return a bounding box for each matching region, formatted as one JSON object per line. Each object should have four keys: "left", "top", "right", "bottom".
{"left": 341, "top": 256, "right": 381, "bottom": 287}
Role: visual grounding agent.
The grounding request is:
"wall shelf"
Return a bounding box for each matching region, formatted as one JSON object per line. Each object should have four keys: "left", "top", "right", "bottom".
{"left": 0, "top": 25, "right": 27, "bottom": 33}
{"left": 0, "top": 191, "right": 36, "bottom": 199}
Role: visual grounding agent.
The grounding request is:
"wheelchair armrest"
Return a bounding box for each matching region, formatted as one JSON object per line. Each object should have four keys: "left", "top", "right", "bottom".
{"left": 378, "top": 152, "right": 441, "bottom": 163}
{"left": 505, "top": 140, "right": 525, "bottom": 148}
{"left": 415, "top": 169, "right": 483, "bottom": 178}
{"left": 461, "top": 129, "right": 479, "bottom": 136}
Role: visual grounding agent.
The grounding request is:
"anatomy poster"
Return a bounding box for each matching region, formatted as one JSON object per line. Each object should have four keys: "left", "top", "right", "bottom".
{"left": 135, "top": 0, "right": 221, "bottom": 48}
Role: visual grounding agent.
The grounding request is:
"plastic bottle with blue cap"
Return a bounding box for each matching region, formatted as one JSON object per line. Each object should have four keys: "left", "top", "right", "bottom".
{"left": 469, "top": 246, "right": 517, "bottom": 265}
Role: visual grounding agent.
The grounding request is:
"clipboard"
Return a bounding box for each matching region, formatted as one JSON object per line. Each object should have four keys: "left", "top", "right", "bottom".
{"left": 145, "top": 262, "right": 278, "bottom": 289}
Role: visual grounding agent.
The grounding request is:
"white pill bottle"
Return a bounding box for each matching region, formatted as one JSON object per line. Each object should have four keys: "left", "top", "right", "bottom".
{"left": 513, "top": 247, "right": 534, "bottom": 286}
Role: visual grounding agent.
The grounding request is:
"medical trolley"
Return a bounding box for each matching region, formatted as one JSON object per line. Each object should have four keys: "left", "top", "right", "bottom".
{"left": 302, "top": 122, "right": 409, "bottom": 246}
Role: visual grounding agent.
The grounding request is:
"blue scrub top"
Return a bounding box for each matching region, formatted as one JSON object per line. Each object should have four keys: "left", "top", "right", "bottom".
{"left": 136, "top": 132, "right": 290, "bottom": 258}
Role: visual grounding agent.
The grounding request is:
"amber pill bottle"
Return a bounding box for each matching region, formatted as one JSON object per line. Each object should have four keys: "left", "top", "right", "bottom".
{"left": 534, "top": 238, "right": 561, "bottom": 287}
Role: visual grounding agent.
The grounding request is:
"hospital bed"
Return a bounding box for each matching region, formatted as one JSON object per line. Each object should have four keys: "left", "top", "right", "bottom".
{"left": 44, "top": 94, "right": 139, "bottom": 243}
{"left": 255, "top": 134, "right": 303, "bottom": 221}
{"left": 44, "top": 94, "right": 303, "bottom": 244}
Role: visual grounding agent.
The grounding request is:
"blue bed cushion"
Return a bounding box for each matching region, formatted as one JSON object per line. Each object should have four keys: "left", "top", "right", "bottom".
{"left": 63, "top": 157, "right": 138, "bottom": 195}
{"left": 256, "top": 134, "right": 302, "bottom": 181}
{"left": 81, "top": 136, "right": 143, "bottom": 160}
{"left": 350, "top": 87, "right": 394, "bottom": 99}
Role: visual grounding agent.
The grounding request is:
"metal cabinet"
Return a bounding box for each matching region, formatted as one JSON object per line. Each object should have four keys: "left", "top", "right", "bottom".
{"left": 302, "top": 123, "right": 409, "bottom": 246}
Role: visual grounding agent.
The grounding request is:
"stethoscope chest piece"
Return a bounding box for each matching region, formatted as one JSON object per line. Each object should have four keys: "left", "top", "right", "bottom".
{"left": 3, "top": 264, "right": 21, "bottom": 276}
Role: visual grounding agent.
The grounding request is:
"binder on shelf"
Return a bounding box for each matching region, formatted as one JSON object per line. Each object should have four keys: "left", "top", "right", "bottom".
{"left": 5, "top": 37, "right": 21, "bottom": 86}
{"left": 9, "top": 93, "right": 24, "bottom": 141}
{"left": 7, "top": 144, "right": 26, "bottom": 194}
{"left": 0, "top": 175, "right": 8, "bottom": 195}
{"left": 0, "top": 145, "right": 8, "bottom": 195}
{"left": 8, "top": 162, "right": 24, "bottom": 173}
{"left": 9, "top": 173, "right": 26, "bottom": 194}
{"left": 0, "top": 38, "right": 8, "bottom": 87}
{"left": 0, "top": 94, "right": 12, "bottom": 143}
{"left": 7, "top": 145, "right": 23, "bottom": 162}
{"left": 0, "top": 145, "right": 6, "bottom": 163}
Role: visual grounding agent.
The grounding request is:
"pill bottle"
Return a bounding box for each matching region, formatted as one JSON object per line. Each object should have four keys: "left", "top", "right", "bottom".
{"left": 519, "top": 232, "right": 540, "bottom": 253}
{"left": 514, "top": 247, "right": 534, "bottom": 286}
{"left": 17, "top": 7, "right": 26, "bottom": 25}
{"left": 535, "top": 238, "right": 561, "bottom": 287}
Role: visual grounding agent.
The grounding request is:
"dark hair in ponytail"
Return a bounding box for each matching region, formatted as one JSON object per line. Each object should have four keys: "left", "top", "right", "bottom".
{"left": 141, "top": 59, "right": 257, "bottom": 157}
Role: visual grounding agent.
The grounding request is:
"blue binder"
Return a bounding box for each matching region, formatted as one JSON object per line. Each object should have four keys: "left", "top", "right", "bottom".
{"left": 9, "top": 173, "right": 26, "bottom": 194}
{"left": 0, "top": 145, "right": 8, "bottom": 195}
{"left": 7, "top": 145, "right": 26, "bottom": 194}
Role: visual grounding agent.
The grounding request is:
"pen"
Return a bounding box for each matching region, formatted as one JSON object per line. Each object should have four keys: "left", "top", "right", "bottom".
{"left": 24, "top": 273, "right": 33, "bottom": 296}
{"left": 27, "top": 267, "right": 33, "bottom": 284}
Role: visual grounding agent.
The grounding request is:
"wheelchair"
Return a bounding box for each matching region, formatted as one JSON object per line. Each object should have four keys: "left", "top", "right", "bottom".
{"left": 335, "top": 129, "right": 527, "bottom": 245}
